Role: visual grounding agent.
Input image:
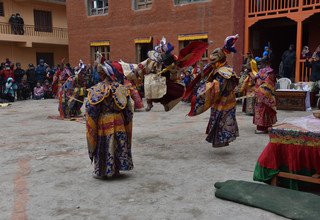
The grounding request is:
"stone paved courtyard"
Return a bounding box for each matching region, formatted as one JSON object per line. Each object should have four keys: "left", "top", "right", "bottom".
{"left": 0, "top": 99, "right": 310, "bottom": 220}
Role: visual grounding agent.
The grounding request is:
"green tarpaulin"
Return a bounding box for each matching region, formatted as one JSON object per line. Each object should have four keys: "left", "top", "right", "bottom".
{"left": 214, "top": 180, "right": 320, "bottom": 220}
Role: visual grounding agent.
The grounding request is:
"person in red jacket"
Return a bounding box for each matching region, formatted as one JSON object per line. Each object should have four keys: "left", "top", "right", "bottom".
{"left": 0, "top": 63, "right": 14, "bottom": 82}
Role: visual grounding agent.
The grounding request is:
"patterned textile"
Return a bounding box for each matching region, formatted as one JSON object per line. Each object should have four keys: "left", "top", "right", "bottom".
{"left": 240, "top": 69, "right": 256, "bottom": 115}
{"left": 86, "top": 80, "right": 134, "bottom": 177}
{"left": 253, "top": 66, "right": 277, "bottom": 128}
{"left": 150, "top": 81, "right": 185, "bottom": 111}
{"left": 254, "top": 121, "right": 320, "bottom": 189}
{"left": 269, "top": 123, "right": 320, "bottom": 147}
{"left": 59, "top": 75, "right": 86, "bottom": 118}
{"left": 243, "top": 97, "right": 255, "bottom": 115}
{"left": 206, "top": 108, "right": 239, "bottom": 145}
{"left": 188, "top": 66, "right": 238, "bottom": 116}
{"left": 124, "top": 79, "right": 144, "bottom": 110}
{"left": 188, "top": 64, "right": 239, "bottom": 146}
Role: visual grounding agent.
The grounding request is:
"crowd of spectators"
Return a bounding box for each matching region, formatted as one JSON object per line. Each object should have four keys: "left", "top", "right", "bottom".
{"left": 0, "top": 58, "right": 99, "bottom": 103}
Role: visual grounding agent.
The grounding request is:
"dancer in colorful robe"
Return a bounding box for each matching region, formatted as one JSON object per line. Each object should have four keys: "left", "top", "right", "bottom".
{"left": 186, "top": 35, "right": 240, "bottom": 148}
{"left": 253, "top": 57, "right": 277, "bottom": 134}
{"left": 140, "top": 38, "right": 208, "bottom": 112}
{"left": 59, "top": 65, "right": 86, "bottom": 118}
{"left": 239, "top": 53, "right": 258, "bottom": 115}
{"left": 143, "top": 37, "right": 185, "bottom": 112}
{"left": 86, "top": 61, "right": 134, "bottom": 179}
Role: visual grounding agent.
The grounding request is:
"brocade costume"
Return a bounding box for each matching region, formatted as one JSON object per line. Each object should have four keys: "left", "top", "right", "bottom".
{"left": 240, "top": 58, "right": 258, "bottom": 115}
{"left": 86, "top": 79, "right": 134, "bottom": 178}
{"left": 59, "top": 73, "right": 86, "bottom": 118}
{"left": 253, "top": 65, "right": 277, "bottom": 132}
{"left": 187, "top": 46, "right": 239, "bottom": 148}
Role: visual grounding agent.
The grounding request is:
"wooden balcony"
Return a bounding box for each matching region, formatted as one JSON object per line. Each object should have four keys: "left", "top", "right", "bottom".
{"left": 245, "top": 0, "right": 320, "bottom": 82}
{"left": 247, "top": 0, "right": 320, "bottom": 18}
{"left": 0, "top": 22, "right": 68, "bottom": 46}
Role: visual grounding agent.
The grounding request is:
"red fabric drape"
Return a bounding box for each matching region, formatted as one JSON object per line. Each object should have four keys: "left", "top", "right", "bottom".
{"left": 257, "top": 142, "right": 320, "bottom": 173}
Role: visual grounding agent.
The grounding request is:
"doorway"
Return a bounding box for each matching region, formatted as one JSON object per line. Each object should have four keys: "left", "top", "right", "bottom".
{"left": 136, "top": 42, "right": 153, "bottom": 63}
{"left": 36, "top": 52, "right": 54, "bottom": 67}
{"left": 249, "top": 18, "right": 297, "bottom": 75}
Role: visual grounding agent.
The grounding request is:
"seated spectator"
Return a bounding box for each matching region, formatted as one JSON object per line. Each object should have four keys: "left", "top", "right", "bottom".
{"left": 43, "top": 79, "right": 53, "bottom": 99}
{"left": 2, "top": 77, "right": 17, "bottom": 102}
{"left": 33, "top": 82, "right": 44, "bottom": 100}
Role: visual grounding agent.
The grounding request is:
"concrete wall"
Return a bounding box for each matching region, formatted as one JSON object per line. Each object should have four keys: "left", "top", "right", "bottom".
{"left": 66, "top": 0, "right": 245, "bottom": 70}
{"left": 0, "top": 0, "right": 67, "bottom": 28}
{"left": 0, "top": 0, "right": 69, "bottom": 68}
{"left": 0, "top": 42, "right": 68, "bottom": 68}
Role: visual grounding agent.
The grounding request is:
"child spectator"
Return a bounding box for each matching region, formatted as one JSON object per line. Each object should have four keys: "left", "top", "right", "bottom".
{"left": 43, "top": 79, "right": 53, "bottom": 99}
{"left": 33, "top": 82, "right": 44, "bottom": 100}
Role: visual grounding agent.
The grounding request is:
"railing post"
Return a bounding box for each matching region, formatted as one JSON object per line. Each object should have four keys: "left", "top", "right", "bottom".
{"left": 245, "top": 0, "right": 250, "bottom": 54}
{"left": 295, "top": 19, "right": 303, "bottom": 82}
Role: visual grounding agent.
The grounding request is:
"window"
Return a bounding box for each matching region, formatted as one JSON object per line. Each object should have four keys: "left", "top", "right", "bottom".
{"left": 34, "top": 10, "right": 52, "bottom": 32}
{"left": 0, "top": 2, "right": 4, "bottom": 17}
{"left": 88, "top": 0, "right": 108, "bottom": 16}
{"left": 91, "top": 45, "right": 110, "bottom": 63}
{"left": 174, "top": 0, "right": 207, "bottom": 5}
{"left": 133, "top": 0, "right": 152, "bottom": 10}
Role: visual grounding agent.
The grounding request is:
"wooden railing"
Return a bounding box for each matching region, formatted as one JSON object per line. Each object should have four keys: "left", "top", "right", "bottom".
{"left": 247, "top": 0, "right": 320, "bottom": 17}
{"left": 299, "top": 59, "right": 312, "bottom": 81}
{"left": 0, "top": 22, "right": 68, "bottom": 39}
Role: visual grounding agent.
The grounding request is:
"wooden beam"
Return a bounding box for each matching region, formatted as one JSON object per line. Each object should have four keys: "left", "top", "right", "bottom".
{"left": 278, "top": 172, "right": 320, "bottom": 184}
{"left": 295, "top": 20, "right": 302, "bottom": 82}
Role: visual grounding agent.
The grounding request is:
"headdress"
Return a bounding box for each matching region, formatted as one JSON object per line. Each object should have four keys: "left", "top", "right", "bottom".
{"left": 95, "top": 51, "right": 114, "bottom": 76}
{"left": 149, "top": 36, "right": 175, "bottom": 62}
{"left": 223, "top": 34, "right": 239, "bottom": 54}
{"left": 75, "top": 59, "right": 86, "bottom": 75}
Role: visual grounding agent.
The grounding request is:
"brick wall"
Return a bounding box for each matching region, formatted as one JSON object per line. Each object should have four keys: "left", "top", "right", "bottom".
{"left": 66, "top": 0, "right": 244, "bottom": 71}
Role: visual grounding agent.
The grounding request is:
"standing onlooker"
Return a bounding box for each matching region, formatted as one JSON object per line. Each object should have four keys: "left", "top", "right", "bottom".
{"left": 0, "top": 63, "right": 14, "bottom": 83}
{"left": 13, "top": 62, "right": 25, "bottom": 85}
{"left": 19, "top": 75, "right": 31, "bottom": 100}
{"left": 26, "top": 64, "right": 37, "bottom": 97}
{"left": 35, "top": 59, "right": 48, "bottom": 84}
{"left": 281, "top": 44, "right": 296, "bottom": 80}
{"left": 301, "top": 46, "right": 312, "bottom": 59}
{"left": 14, "top": 63, "right": 26, "bottom": 100}
{"left": 9, "top": 14, "right": 18, "bottom": 34}
{"left": 306, "top": 45, "right": 320, "bottom": 82}
{"left": 33, "top": 82, "right": 44, "bottom": 100}
{"left": 16, "top": 13, "right": 24, "bottom": 35}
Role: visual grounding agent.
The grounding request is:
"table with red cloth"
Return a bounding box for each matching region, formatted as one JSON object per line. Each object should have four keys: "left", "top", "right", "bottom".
{"left": 253, "top": 115, "right": 320, "bottom": 190}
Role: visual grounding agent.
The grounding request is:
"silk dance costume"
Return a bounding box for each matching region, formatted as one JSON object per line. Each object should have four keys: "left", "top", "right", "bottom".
{"left": 85, "top": 60, "right": 134, "bottom": 179}
{"left": 185, "top": 35, "right": 240, "bottom": 148}
{"left": 253, "top": 57, "right": 277, "bottom": 134}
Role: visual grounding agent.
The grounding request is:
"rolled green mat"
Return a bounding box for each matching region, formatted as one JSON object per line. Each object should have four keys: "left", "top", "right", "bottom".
{"left": 214, "top": 180, "right": 320, "bottom": 220}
